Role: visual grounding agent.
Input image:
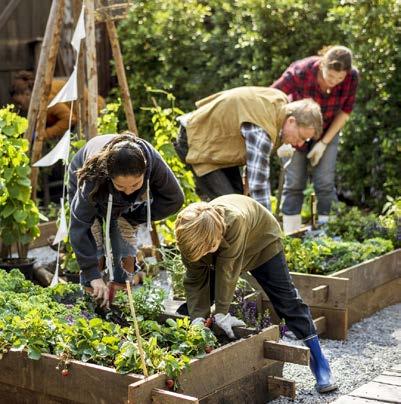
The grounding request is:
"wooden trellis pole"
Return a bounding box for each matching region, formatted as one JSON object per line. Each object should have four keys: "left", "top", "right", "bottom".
{"left": 85, "top": 0, "right": 99, "bottom": 138}
{"left": 28, "top": 0, "right": 65, "bottom": 199}
{"left": 105, "top": 18, "right": 138, "bottom": 134}
{"left": 73, "top": 0, "right": 88, "bottom": 139}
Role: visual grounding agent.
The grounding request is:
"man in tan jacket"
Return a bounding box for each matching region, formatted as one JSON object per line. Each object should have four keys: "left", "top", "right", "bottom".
{"left": 175, "top": 86, "right": 322, "bottom": 210}
{"left": 175, "top": 194, "right": 337, "bottom": 394}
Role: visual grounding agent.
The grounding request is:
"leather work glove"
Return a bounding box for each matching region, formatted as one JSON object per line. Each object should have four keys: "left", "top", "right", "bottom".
{"left": 277, "top": 143, "right": 295, "bottom": 159}
{"left": 214, "top": 313, "right": 246, "bottom": 339}
{"left": 307, "top": 141, "right": 327, "bottom": 166}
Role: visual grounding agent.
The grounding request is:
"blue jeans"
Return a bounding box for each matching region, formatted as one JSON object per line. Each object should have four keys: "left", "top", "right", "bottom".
{"left": 281, "top": 134, "right": 339, "bottom": 216}
{"left": 88, "top": 217, "right": 138, "bottom": 284}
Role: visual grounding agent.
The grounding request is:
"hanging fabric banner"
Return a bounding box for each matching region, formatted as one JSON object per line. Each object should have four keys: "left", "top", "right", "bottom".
{"left": 53, "top": 198, "right": 69, "bottom": 245}
{"left": 48, "top": 68, "right": 78, "bottom": 108}
{"left": 33, "top": 130, "right": 71, "bottom": 167}
{"left": 71, "top": 6, "right": 86, "bottom": 53}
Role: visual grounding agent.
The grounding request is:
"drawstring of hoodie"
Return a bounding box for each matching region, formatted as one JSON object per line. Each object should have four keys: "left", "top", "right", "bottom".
{"left": 146, "top": 179, "right": 152, "bottom": 231}
{"left": 105, "top": 193, "right": 114, "bottom": 281}
{"left": 104, "top": 179, "right": 151, "bottom": 282}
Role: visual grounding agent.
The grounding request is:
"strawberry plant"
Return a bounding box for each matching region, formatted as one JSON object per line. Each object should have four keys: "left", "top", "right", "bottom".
{"left": 0, "top": 269, "right": 217, "bottom": 380}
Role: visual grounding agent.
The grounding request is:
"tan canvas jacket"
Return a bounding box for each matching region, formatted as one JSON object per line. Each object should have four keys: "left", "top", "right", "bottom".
{"left": 183, "top": 194, "right": 283, "bottom": 319}
{"left": 185, "top": 87, "right": 288, "bottom": 176}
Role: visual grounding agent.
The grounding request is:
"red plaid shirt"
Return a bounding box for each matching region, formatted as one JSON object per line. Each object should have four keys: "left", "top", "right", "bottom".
{"left": 271, "top": 56, "right": 359, "bottom": 133}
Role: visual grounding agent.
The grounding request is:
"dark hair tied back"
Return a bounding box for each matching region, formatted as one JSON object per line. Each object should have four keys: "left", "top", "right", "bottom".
{"left": 319, "top": 45, "right": 353, "bottom": 72}
{"left": 77, "top": 134, "right": 147, "bottom": 201}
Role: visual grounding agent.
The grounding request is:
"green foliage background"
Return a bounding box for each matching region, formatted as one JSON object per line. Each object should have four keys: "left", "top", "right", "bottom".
{"left": 117, "top": 0, "right": 401, "bottom": 210}
{"left": 0, "top": 106, "right": 40, "bottom": 256}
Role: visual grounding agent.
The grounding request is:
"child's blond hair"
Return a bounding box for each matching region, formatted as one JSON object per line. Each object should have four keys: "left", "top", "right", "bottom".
{"left": 175, "top": 202, "right": 226, "bottom": 262}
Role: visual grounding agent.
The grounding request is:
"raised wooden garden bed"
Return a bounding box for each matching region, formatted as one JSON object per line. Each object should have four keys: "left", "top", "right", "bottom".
{"left": 2, "top": 221, "right": 58, "bottom": 253}
{"left": 0, "top": 324, "right": 312, "bottom": 403}
{"left": 259, "top": 249, "right": 401, "bottom": 340}
{"left": 31, "top": 220, "right": 58, "bottom": 249}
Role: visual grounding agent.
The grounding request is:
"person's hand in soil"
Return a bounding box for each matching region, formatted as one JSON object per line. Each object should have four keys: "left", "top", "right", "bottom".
{"left": 90, "top": 278, "right": 110, "bottom": 308}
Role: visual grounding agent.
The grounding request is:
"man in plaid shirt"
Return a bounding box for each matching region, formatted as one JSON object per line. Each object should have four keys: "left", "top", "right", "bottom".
{"left": 174, "top": 87, "right": 322, "bottom": 211}
{"left": 272, "top": 45, "right": 359, "bottom": 232}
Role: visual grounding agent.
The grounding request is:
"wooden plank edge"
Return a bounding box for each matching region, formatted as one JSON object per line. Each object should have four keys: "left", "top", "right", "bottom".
{"left": 152, "top": 388, "right": 199, "bottom": 403}
{"left": 128, "top": 325, "right": 280, "bottom": 403}
{"left": 264, "top": 340, "right": 309, "bottom": 366}
{"left": 267, "top": 376, "right": 296, "bottom": 400}
{"left": 313, "top": 316, "right": 327, "bottom": 335}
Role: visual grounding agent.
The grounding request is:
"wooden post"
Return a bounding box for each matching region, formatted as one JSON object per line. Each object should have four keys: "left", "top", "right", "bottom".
{"left": 125, "top": 281, "right": 149, "bottom": 377}
{"left": 311, "top": 192, "right": 317, "bottom": 229}
{"left": 72, "top": 0, "right": 87, "bottom": 139}
{"left": 28, "top": 0, "right": 65, "bottom": 200}
{"left": 24, "top": 0, "right": 64, "bottom": 144}
{"left": 105, "top": 18, "right": 138, "bottom": 134}
{"left": 85, "top": 0, "right": 98, "bottom": 138}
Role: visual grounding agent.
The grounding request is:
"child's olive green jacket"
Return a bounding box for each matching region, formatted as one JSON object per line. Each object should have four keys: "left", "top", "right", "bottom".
{"left": 182, "top": 194, "right": 283, "bottom": 319}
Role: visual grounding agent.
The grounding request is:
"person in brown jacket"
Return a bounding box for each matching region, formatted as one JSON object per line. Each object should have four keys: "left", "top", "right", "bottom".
{"left": 174, "top": 86, "right": 322, "bottom": 211}
{"left": 10, "top": 71, "right": 105, "bottom": 140}
{"left": 175, "top": 194, "right": 337, "bottom": 394}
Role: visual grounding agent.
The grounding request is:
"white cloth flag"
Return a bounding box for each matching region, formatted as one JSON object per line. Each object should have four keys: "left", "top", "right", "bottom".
{"left": 50, "top": 265, "right": 59, "bottom": 287}
{"left": 53, "top": 198, "right": 69, "bottom": 245}
{"left": 71, "top": 6, "right": 86, "bottom": 53}
{"left": 33, "top": 130, "right": 71, "bottom": 167}
{"left": 50, "top": 198, "right": 69, "bottom": 287}
{"left": 48, "top": 67, "right": 77, "bottom": 108}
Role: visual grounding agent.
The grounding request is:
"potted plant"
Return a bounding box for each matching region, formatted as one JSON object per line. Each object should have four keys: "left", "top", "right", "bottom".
{"left": 0, "top": 106, "right": 40, "bottom": 279}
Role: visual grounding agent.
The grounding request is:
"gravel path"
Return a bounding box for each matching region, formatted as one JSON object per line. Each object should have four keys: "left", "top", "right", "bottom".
{"left": 270, "top": 303, "right": 401, "bottom": 403}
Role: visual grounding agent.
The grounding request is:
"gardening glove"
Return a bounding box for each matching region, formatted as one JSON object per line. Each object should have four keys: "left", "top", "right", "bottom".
{"left": 307, "top": 141, "right": 327, "bottom": 167}
{"left": 191, "top": 317, "right": 206, "bottom": 327}
{"left": 214, "top": 313, "right": 246, "bottom": 339}
{"left": 277, "top": 143, "right": 295, "bottom": 159}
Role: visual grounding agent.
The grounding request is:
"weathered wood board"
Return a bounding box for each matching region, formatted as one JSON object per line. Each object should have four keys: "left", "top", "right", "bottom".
{"left": 331, "top": 249, "right": 401, "bottom": 299}
{"left": 333, "top": 365, "right": 401, "bottom": 403}
{"left": 128, "top": 325, "right": 281, "bottom": 403}
{"left": 200, "top": 362, "right": 284, "bottom": 404}
{"left": 0, "top": 325, "right": 290, "bottom": 404}
{"left": 347, "top": 277, "right": 401, "bottom": 326}
{"left": 0, "top": 351, "right": 141, "bottom": 404}
{"left": 261, "top": 249, "right": 401, "bottom": 340}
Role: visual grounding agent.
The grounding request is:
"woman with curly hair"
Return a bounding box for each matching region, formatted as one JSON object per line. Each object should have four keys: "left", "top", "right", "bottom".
{"left": 272, "top": 45, "right": 359, "bottom": 233}
{"left": 68, "top": 133, "right": 184, "bottom": 306}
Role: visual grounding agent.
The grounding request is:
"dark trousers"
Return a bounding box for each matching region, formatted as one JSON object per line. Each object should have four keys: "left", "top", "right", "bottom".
{"left": 173, "top": 125, "right": 243, "bottom": 201}
{"left": 194, "top": 167, "right": 243, "bottom": 200}
{"left": 251, "top": 251, "right": 316, "bottom": 339}
{"left": 178, "top": 251, "right": 316, "bottom": 339}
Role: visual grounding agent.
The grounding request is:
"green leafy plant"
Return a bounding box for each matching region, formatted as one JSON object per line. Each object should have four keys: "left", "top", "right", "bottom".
{"left": 326, "top": 201, "right": 400, "bottom": 248}
{"left": 284, "top": 236, "right": 394, "bottom": 275}
{"left": 113, "top": 278, "right": 166, "bottom": 320}
{"left": 0, "top": 106, "right": 40, "bottom": 258}
{"left": 97, "top": 100, "right": 121, "bottom": 135}
{"left": 0, "top": 269, "right": 218, "bottom": 380}
{"left": 159, "top": 246, "right": 186, "bottom": 300}
{"left": 144, "top": 88, "right": 199, "bottom": 243}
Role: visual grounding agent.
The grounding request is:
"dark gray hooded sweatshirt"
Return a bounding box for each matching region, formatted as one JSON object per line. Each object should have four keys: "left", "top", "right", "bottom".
{"left": 68, "top": 135, "right": 184, "bottom": 283}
